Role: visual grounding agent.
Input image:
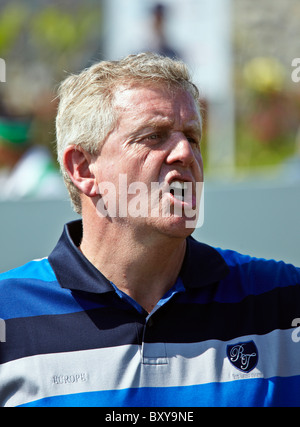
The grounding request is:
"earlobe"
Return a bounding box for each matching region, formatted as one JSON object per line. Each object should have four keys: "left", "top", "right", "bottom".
{"left": 63, "top": 145, "right": 98, "bottom": 197}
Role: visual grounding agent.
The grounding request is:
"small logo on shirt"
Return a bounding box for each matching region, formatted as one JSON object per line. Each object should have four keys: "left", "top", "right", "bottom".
{"left": 227, "top": 341, "right": 258, "bottom": 373}
{"left": 53, "top": 373, "right": 88, "bottom": 385}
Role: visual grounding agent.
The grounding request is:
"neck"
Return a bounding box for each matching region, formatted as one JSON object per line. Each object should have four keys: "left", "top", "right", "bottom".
{"left": 80, "top": 211, "right": 187, "bottom": 313}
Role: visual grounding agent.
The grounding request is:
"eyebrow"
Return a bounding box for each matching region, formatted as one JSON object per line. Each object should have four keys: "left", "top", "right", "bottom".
{"left": 130, "top": 115, "right": 202, "bottom": 139}
{"left": 131, "top": 116, "right": 173, "bottom": 133}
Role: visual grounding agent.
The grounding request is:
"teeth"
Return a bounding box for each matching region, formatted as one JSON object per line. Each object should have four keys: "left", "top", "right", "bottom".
{"left": 169, "top": 181, "right": 188, "bottom": 191}
{"left": 169, "top": 181, "right": 188, "bottom": 201}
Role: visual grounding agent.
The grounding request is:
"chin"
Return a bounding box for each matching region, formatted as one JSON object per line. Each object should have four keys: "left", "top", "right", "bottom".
{"left": 153, "top": 216, "right": 196, "bottom": 239}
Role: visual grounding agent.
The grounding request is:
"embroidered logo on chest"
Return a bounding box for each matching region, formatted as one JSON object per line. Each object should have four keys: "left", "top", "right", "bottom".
{"left": 227, "top": 340, "right": 258, "bottom": 373}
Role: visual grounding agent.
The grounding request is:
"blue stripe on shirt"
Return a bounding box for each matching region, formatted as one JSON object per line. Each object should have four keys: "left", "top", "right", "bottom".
{"left": 0, "top": 259, "right": 104, "bottom": 320}
{"left": 18, "top": 375, "right": 300, "bottom": 407}
{"left": 0, "top": 258, "right": 56, "bottom": 282}
{"left": 214, "top": 248, "right": 300, "bottom": 303}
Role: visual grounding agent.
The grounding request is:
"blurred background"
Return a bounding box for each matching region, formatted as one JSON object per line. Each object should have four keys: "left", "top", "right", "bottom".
{"left": 0, "top": 0, "right": 299, "bottom": 272}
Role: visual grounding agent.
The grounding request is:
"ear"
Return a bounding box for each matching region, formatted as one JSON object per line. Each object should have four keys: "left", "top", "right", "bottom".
{"left": 63, "top": 145, "right": 99, "bottom": 197}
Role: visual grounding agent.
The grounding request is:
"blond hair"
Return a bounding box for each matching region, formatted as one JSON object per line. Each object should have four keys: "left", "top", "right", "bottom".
{"left": 56, "top": 52, "right": 201, "bottom": 214}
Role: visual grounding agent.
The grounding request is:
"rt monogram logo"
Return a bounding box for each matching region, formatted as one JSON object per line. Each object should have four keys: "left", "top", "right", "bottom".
{"left": 227, "top": 341, "right": 258, "bottom": 373}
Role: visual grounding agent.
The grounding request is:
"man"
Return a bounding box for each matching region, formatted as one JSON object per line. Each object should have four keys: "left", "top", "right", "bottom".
{"left": 0, "top": 53, "right": 299, "bottom": 407}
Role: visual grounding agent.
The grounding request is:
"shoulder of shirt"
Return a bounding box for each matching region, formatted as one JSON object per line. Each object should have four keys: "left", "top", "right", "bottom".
{"left": 0, "top": 258, "right": 85, "bottom": 321}
{"left": 0, "top": 257, "right": 57, "bottom": 287}
{"left": 214, "top": 246, "right": 299, "bottom": 271}
{"left": 211, "top": 246, "right": 300, "bottom": 299}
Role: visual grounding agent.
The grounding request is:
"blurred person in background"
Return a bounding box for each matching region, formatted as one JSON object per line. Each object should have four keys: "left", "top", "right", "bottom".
{"left": 0, "top": 115, "right": 65, "bottom": 199}
{"left": 145, "top": 3, "right": 179, "bottom": 59}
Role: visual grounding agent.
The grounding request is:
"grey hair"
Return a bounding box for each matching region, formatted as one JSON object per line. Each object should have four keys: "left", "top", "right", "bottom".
{"left": 55, "top": 52, "right": 201, "bottom": 214}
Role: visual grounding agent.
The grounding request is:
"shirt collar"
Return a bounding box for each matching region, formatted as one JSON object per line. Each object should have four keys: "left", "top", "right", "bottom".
{"left": 48, "top": 219, "right": 229, "bottom": 294}
{"left": 180, "top": 235, "right": 230, "bottom": 289}
{"left": 48, "top": 220, "right": 113, "bottom": 294}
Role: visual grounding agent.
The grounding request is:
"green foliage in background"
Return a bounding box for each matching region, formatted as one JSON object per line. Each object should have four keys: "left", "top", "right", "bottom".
{"left": 0, "top": 4, "right": 28, "bottom": 55}
{"left": 0, "top": 2, "right": 101, "bottom": 66}
{"left": 31, "top": 5, "right": 100, "bottom": 55}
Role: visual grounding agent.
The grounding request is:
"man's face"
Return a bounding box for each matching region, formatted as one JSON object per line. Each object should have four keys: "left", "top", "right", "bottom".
{"left": 91, "top": 83, "right": 203, "bottom": 238}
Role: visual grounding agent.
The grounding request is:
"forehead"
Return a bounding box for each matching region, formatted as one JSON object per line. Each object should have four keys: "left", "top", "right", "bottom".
{"left": 113, "top": 84, "right": 201, "bottom": 127}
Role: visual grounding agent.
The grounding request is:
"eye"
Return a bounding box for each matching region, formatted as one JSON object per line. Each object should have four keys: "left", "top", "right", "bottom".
{"left": 134, "top": 133, "right": 161, "bottom": 144}
{"left": 147, "top": 133, "right": 160, "bottom": 140}
{"left": 143, "top": 133, "right": 166, "bottom": 144}
{"left": 187, "top": 136, "right": 200, "bottom": 146}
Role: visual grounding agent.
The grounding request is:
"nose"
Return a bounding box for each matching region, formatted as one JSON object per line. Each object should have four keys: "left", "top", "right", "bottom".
{"left": 165, "top": 133, "right": 195, "bottom": 167}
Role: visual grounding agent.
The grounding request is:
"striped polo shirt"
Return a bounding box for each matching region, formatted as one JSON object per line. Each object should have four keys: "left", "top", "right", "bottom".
{"left": 0, "top": 219, "right": 300, "bottom": 407}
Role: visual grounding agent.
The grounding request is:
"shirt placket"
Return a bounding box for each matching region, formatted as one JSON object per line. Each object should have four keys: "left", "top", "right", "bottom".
{"left": 141, "top": 313, "right": 168, "bottom": 365}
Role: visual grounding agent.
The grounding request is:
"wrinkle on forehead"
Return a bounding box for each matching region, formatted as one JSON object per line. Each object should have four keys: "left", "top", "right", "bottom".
{"left": 114, "top": 82, "right": 200, "bottom": 110}
{"left": 113, "top": 84, "right": 202, "bottom": 134}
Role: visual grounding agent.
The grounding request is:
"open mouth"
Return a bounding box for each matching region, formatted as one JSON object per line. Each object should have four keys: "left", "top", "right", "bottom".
{"left": 169, "top": 180, "right": 189, "bottom": 202}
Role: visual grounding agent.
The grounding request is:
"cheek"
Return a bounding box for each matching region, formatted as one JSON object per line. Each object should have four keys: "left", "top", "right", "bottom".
{"left": 124, "top": 146, "right": 160, "bottom": 180}
{"left": 143, "top": 150, "right": 168, "bottom": 181}
{"left": 94, "top": 142, "right": 167, "bottom": 188}
{"left": 194, "top": 152, "right": 204, "bottom": 179}
{"left": 92, "top": 158, "right": 119, "bottom": 191}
